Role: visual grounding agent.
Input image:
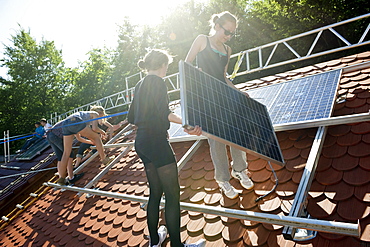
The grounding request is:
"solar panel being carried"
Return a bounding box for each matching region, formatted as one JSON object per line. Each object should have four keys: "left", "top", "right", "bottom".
{"left": 179, "top": 61, "right": 284, "bottom": 166}
{"left": 247, "top": 69, "right": 341, "bottom": 125}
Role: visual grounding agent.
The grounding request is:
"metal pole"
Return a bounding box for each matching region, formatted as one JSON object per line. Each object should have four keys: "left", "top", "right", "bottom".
{"left": 0, "top": 167, "right": 57, "bottom": 179}
{"left": 73, "top": 124, "right": 134, "bottom": 174}
{"left": 283, "top": 126, "right": 327, "bottom": 239}
{"left": 3, "top": 131, "right": 6, "bottom": 165}
{"left": 43, "top": 182, "right": 360, "bottom": 237}
{"left": 83, "top": 144, "right": 133, "bottom": 189}
{"left": 7, "top": 130, "right": 10, "bottom": 163}
{"left": 274, "top": 111, "right": 370, "bottom": 132}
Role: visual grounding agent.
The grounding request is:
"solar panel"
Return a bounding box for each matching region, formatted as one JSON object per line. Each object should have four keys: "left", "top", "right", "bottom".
{"left": 168, "top": 105, "right": 189, "bottom": 138}
{"left": 179, "top": 61, "right": 284, "bottom": 166}
{"left": 247, "top": 70, "right": 341, "bottom": 125}
{"left": 16, "top": 139, "right": 50, "bottom": 160}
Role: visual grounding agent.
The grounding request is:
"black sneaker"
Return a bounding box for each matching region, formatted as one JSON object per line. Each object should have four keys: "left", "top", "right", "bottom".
{"left": 68, "top": 173, "right": 84, "bottom": 185}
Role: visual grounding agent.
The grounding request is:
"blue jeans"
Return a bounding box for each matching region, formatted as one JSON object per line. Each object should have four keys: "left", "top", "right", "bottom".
{"left": 47, "top": 132, "right": 74, "bottom": 161}
{"left": 21, "top": 137, "right": 43, "bottom": 151}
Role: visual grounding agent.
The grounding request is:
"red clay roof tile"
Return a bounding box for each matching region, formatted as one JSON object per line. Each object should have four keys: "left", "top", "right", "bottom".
{"left": 242, "top": 224, "right": 270, "bottom": 246}
{"left": 3, "top": 51, "right": 370, "bottom": 247}
{"left": 343, "top": 166, "right": 370, "bottom": 186}
{"left": 251, "top": 169, "right": 272, "bottom": 183}
{"left": 351, "top": 122, "right": 370, "bottom": 134}
{"left": 322, "top": 143, "right": 348, "bottom": 159}
{"left": 282, "top": 146, "right": 301, "bottom": 160}
{"left": 348, "top": 141, "right": 370, "bottom": 157}
{"left": 337, "top": 131, "right": 362, "bottom": 146}
{"left": 359, "top": 156, "right": 370, "bottom": 171}
{"left": 275, "top": 181, "right": 297, "bottom": 198}
{"left": 327, "top": 124, "right": 352, "bottom": 136}
{"left": 315, "top": 166, "right": 343, "bottom": 185}
{"left": 337, "top": 197, "right": 370, "bottom": 221}
{"left": 324, "top": 181, "right": 354, "bottom": 201}
{"left": 291, "top": 169, "right": 304, "bottom": 184}
{"left": 331, "top": 154, "right": 359, "bottom": 171}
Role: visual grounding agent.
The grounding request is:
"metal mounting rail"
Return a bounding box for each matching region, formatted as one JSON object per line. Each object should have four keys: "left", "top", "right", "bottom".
{"left": 49, "top": 14, "right": 370, "bottom": 125}
{"left": 73, "top": 124, "right": 133, "bottom": 174}
{"left": 44, "top": 182, "right": 360, "bottom": 237}
{"left": 274, "top": 112, "right": 370, "bottom": 132}
{"left": 283, "top": 126, "right": 327, "bottom": 239}
{"left": 83, "top": 144, "right": 134, "bottom": 190}
{"left": 230, "top": 13, "right": 370, "bottom": 77}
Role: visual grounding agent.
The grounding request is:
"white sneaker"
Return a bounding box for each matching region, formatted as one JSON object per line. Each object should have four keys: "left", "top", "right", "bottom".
{"left": 184, "top": 239, "right": 206, "bottom": 247}
{"left": 150, "top": 225, "right": 167, "bottom": 247}
{"left": 231, "top": 169, "right": 254, "bottom": 190}
{"left": 217, "top": 181, "right": 239, "bottom": 199}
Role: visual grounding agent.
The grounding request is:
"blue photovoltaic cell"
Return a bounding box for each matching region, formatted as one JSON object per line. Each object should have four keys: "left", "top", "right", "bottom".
{"left": 179, "top": 61, "right": 284, "bottom": 165}
{"left": 247, "top": 70, "right": 341, "bottom": 125}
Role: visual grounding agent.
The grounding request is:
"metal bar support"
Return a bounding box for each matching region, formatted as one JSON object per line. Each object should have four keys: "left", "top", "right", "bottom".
{"left": 82, "top": 144, "right": 134, "bottom": 190}
{"left": 0, "top": 167, "right": 57, "bottom": 179}
{"left": 73, "top": 124, "right": 133, "bottom": 174}
{"left": 44, "top": 182, "right": 360, "bottom": 237}
{"left": 274, "top": 112, "right": 370, "bottom": 132}
{"left": 283, "top": 126, "right": 327, "bottom": 239}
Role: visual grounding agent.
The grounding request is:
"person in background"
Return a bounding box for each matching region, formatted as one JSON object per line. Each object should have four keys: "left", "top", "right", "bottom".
{"left": 40, "top": 118, "right": 52, "bottom": 133}
{"left": 58, "top": 105, "right": 114, "bottom": 185}
{"left": 73, "top": 119, "right": 124, "bottom": 169}
{"left": 16, "top": 122, "right": 45, "bottom": 153}
{"left": 47, "top": 120, "right": 86, "bottom": 185}
{"left": 128, "top": 49, "right": 205, "bottom": 247}
{"left": 185, "top": 11, "right": 254, "bottom": 199}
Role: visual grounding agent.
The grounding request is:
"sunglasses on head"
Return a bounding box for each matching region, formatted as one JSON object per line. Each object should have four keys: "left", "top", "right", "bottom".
{"left": 219, "top": 24, "right": 236, "bottom": 37}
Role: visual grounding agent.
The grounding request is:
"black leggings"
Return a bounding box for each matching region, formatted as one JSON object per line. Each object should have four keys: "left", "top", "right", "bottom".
{"left": 145, "top": 162, "right": 183, "bottom": 247}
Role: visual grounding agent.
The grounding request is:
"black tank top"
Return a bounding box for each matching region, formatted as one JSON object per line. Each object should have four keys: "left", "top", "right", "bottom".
{"left": 196, "top": 37, "right": 228, "bottom": 83}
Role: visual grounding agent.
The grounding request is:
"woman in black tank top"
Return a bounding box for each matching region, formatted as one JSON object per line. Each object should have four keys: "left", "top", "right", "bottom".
{"left": 128, "top": 49, "right": 204, "bottom": 247}
{"left": 185, "top": 11, "right": 255, "bottom": 200}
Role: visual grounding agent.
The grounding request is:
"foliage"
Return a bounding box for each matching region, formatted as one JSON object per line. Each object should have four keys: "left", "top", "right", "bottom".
{"left": 66, "top": 48, "right": 114, "bottom": 107}
{"left": 0, "top": 27, "right": 65, "bottom": 150}
{"left": 111, "top": 18, "right": 160, "bottom": 89}
{"left": 1, "top": 0, "right": 369, "bottom": 153}
{"left": 246, "top": 0, "right": 370, "bottom": 41}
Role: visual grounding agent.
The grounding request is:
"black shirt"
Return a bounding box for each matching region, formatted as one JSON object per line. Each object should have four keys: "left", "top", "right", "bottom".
{"left": 196, "top": 37, "right": 229, "bottom": 83}
{"left": 127, "top": 75, "right": 171, "bottom": 135}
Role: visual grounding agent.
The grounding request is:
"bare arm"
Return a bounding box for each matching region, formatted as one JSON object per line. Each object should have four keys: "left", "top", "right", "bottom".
{"left": 168, "top": 112, "right": 202, "bottom": 136}
{"left": 75, "top": 134, "right": 94, "bottom": 145}
{"left": 185, "top": 35, "right": 207, "bottom": 63}
{"left": 168, "top": 112, "right": 182, "bottom": 125}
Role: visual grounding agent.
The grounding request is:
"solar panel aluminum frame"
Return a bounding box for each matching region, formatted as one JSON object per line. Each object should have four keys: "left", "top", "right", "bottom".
{"left": 179, "top": 61, "right": 285, "bottom": 166}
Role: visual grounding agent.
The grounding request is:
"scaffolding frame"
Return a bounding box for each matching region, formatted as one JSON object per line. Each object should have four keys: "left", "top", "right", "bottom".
{"left": 48, "top": 14, "right": 370, "bottom": 125}
{"left": 230, "top": 13, "right": 370, "bottom": 77}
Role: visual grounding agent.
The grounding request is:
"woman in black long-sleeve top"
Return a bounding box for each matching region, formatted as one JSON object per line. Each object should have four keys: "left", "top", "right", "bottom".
{"left": 128, "top": 49, "right": 204, "bottom": 247}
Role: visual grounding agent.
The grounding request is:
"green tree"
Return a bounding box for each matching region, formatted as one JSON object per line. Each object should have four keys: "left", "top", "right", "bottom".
{"left": 67, "top": 48, "right": 114, "bottom": 106}
{"left": 0, "top": 27, "right": 66, "bottom": 150}
{"left": 111, "top": 18, "right": 161, "bottom": 89}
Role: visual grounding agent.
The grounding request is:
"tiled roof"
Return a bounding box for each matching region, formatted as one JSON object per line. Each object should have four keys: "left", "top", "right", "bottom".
{"left": 0, "top": 146, "right": 56, "bottom": 205}
{"left": 1, "top": 51, "right": 370, "bottom": 246}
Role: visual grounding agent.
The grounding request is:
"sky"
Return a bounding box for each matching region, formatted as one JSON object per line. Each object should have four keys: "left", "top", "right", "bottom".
{"left": 0, "top": 0, "right": 196, "bottom": 78}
